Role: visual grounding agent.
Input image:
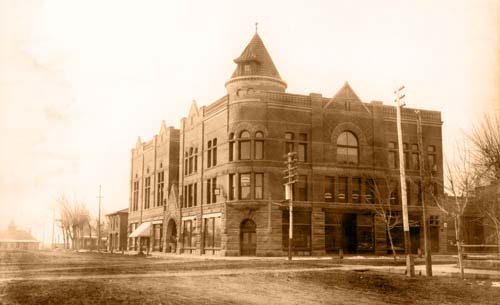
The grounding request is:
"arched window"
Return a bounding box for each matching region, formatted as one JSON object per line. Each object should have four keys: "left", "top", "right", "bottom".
{"left": 254, "top": 131, "right": 264, "bottom": 160}
{"left": 337, "top": 131, "right": 358, "bottom": 164}
{"left": 239, "top": 131, "right": 251, "bottom": 160}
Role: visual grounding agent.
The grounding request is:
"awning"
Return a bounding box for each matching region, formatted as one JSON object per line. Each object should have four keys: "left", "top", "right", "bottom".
{"left": 129, "top": 222, "right": 151, "bottom": 238}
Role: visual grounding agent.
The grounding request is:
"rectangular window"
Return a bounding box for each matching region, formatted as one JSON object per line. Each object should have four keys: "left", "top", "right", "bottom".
{"left": 285, "top": 131, "right": 294, "bottom": 154}
{"left": 388, "top": 151, "right": 397, "bottom": 168}
{"left": 338, "top": 177, "right": 348, "bottom": 203}
{"left": 212, "top": 177, "right": 217, "bottom": 203}
{"left": 365, "top": 178, "right": 375, "bottom": 204}
{"left": 296, "top": 175, "right": 308, "bottom": 201}
{"left": 325, "top": 212, "right": 342, "bottom": 253}
{"left": 193, "top": 183, "right": 197, "bottom": 206}
{"left": 298, "top": 133, "right": 307, "bottom": 162}
{"left": 214, "top": 217, "right": 221, "bottom": 248}
{"left": 203, "top": 216, "right": 222, "bottom": 254}
{"left": 388, "top": 142, "right": 397, "bottom": 169}
{"left": 188, "top": 184, "right": 193, "bottom": 207}
{"left": 207, "top": 140, "right": 212, "bottom": 168}
{"left": 298, "top": 143, "right": 307, "bottom": 162}
{"left": 239, "top": 140, "right": 251, "bottom": 160}
{"left": 194, "top": 154, "right": 197, "bottom": 172}
{"left": 418, "top": 181, "right": 423, "bottom": 205}
{"left": 427, "top": 145, "right": 436, "bottom": 171}
{"left": 229, "top": 174, "right": 236, "bottom": 200}
{"left": 182, "top": 220, "right": 194, "bottom": 251}
{"left": 206, "top": 179, "right": 211, "bottom": 204}
{"left": 153, "top": 224, "right": 162, "bottom": 251}
{"left": 411, "top": 153, "right": 419, "bottom": 170}
{"left": 144, "top": 177, "right": 151, "bottom": 209}
{"left": 357, "top": 214, "right": 374, "bottom": 252}
{"left": 239, "top": 173, "right": 251, "bottom": 200}
{"left": 390, "top": 184, "right": 399, "bottom": 205}
{"left": 324, "top": 176, "right": 335, "bottom": 202}
{"left": 212, "top": 138, "right": 217, "bottom": 166}
{"left": 404, "top": 143, "right": 410, "bottom": 169}
{"left": 352, "top": 178, "right": 361, "bottom": 203}
{"left": 254, "top": 140, "right": 263, "bottom": 160}
{"left": 133, "top": 181, "right": 139, "bottom": 211}
{"left": 157, "top": 172, "right": 164, "bottom": 206}
{"left": 204, "top": 217, "right": 214, "bottom": 248}
{"left": 183, "top": 185, "right": 187, "bottom": 208}
{"left": 206, "top": 178, "right": 216, "bottom": 204}
{"left": 406, "top": 180, "right": 412, "bottom": 206}
{"left": 254, "top": 173, "right": 263, "bottom": 200}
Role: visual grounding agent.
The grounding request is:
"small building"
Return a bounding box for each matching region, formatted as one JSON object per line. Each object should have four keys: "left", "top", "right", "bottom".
{"left": 107, "top": 208, "right": 129, "bottom": 252}
{"left": 0, "top": 223, "right": 40, "bottom": 250}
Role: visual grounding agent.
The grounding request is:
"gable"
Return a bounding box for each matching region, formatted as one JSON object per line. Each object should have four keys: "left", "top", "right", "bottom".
{"left": 324, "top": 82, "right": 370, "bottom": 114}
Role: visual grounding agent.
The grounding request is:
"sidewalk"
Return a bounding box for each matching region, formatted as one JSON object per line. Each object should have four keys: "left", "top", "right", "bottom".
{"left": 114, "top": 251, "right": 500, "bottom": 279}
{"left": 338, "top": 264, "right": 500, "bottom": 280}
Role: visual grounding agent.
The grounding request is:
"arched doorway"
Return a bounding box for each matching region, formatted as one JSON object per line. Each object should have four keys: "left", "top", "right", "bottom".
{"left": 166, "top": 219, "right": 177, "bottom": 253}
{"left": 240, "top": 219, "right": 256, "bottom": 256}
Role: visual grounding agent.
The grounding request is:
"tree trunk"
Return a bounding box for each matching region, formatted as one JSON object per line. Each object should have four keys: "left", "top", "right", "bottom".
{"left": 454, "top": 216, "right": 465, "bottom": 279}
{"left": 386, "top": 222, "right": 397, "bottom": 260}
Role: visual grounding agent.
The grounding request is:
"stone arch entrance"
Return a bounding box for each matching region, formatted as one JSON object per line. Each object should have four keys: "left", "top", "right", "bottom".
{"left": 240, "top": 219, "right": 256, "bottom": 256}
{"left": 166, "top": 219, "right": 177, "bottom": 253}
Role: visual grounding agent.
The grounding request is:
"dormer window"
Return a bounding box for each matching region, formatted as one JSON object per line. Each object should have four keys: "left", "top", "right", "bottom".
{"left": 244, "top": 64, "right": 251, "bottom": 74}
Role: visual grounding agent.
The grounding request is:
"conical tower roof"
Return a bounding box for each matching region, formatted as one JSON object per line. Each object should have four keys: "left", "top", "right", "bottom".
{"left": 231, "top": 33, "right": 282, "bottom": 79}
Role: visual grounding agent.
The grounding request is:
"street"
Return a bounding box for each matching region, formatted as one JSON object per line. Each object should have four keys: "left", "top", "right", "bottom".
{"left": 1, "top": 251, "right": 500, "bottom": 305}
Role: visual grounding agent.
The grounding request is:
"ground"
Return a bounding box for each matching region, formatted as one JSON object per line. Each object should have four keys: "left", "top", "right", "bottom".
{"left": 0, "top": 251, "right": 499, "bottom": 305}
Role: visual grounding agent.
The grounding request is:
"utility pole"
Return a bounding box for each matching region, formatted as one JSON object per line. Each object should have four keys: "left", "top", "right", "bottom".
{"left": 97, "top": 185, "right": 103, "bottom": 252}
{"left": 284, "top": 152, "right": 298, "bottom": 261}
{"left": 395, "top": 85, "right": 415, "bottom": 277}
{"left": 416, "top": 110, "right": 433, "bottom": 276}
{"left": 52, "top": 205, "right": 55, "bottom": 250}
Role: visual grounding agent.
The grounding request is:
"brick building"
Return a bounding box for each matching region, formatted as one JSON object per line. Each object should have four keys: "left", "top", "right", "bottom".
{"left": 107, "top": 208, "right": 129, "bottom": 252}
{"left": 130, "top": 31, "right": 446, "bottom": 256}
{"left": 128, "top": 122, "right": 179, "bottom": 253}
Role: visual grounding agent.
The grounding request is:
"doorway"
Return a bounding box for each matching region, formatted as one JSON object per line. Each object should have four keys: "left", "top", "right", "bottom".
{"left": 342, "top": 214, "right": 357, "bottom": 253}
{"left": 166, "top": 219, "right": 177, "bottom": 253}
{"left": 240, "top": 219, "right": 256, "bottom": 256}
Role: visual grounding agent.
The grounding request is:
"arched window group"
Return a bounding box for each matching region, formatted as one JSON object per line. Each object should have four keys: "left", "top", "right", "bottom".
{"left": 336, "top": 131, "right": 358, "bottom": 164}
{"left": 229, "top": 130, "right": 264, "bottom": 161}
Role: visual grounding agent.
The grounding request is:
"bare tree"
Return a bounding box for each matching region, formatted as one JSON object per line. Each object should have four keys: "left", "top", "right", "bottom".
{"left": 475, "top": 183, "right": 500, "bottom": 252}
{"left": 56, "top": 195, "right": 91, "bottom": 250}
{"left": 469, "top": 114, "right": 500, "bottom": 181}
{"left": 429, "top": 142, "right": 478, "bottom": 279}
{"left": 469, "top": 113, "right": 500, "bottom": 251}
{"left": 364, "top": 173, "right": 402, "bottom": 260}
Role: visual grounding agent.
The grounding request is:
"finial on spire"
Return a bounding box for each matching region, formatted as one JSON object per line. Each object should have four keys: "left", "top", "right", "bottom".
{"left": 255, "top": 22, "right": 258, "bottom": 33}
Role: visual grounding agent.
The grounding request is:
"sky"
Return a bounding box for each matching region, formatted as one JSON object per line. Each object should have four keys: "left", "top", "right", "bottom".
{"left": 0, "top": 0, "right": 499, "bottom": 243}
